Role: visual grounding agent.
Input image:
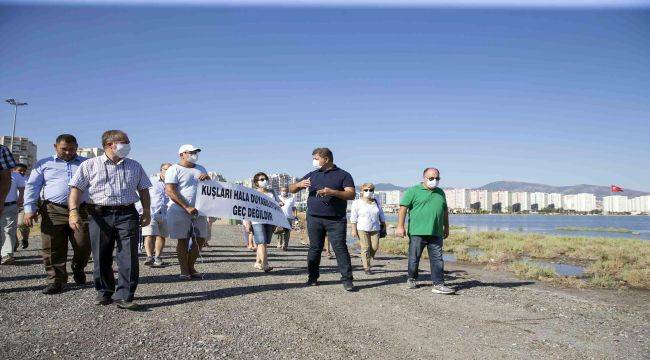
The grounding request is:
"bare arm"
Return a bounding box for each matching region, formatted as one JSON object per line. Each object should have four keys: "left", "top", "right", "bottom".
{"left": 165, "top": 183, "right": 196, "bottom": 215}
{"left": 68, "top": 187, "right": 84, "bottom": 232}
{"left": 138, "top": 188, "right": 151, "bottom": 227}
{"left": 396, "top": 205, "right": 408, "bottom": 237}
{"left": 289, "top": 178, "right": 311, "bottom": 194}
{"left": 443, "top": 207, "right": 449, "bottom": 239}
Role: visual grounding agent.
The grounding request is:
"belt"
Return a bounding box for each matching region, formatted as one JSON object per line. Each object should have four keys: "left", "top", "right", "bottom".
{"left": 43, "top": 200, "right": 87, "bottom": 210}
{"left": 89, "top": 204, "right": 136, "bottom": 211}
{"left": 4, "top": 201, "right": 16, "bottom": 206}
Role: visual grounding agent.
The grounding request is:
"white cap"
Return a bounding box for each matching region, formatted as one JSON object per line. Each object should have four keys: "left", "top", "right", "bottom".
{"left": 178, "top": 144, "right": 201, "bottom": 154}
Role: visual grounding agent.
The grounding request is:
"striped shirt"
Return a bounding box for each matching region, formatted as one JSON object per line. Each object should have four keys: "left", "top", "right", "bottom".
{"left": 0, "top": 145, "right": 16, "bottom": 170}
{"left": 69, "top": 154, "right": 152, "bottom": 206}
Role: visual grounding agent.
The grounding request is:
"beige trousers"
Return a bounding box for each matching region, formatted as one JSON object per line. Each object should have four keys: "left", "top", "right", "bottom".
{"left": 358, "top": 230, "right": 380, "bottom": 270}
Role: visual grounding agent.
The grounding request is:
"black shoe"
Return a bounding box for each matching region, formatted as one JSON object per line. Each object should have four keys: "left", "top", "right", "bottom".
{"left": 306, "top": 279, "right": 318, "bottom": 287}
{"left": 42, "top": 283, "right": 63, "bottom": 295}
{"left": 73, "top": 270, "right": 86, "bottom": 285}
{"left": 343, "top": 281, "right": 355, "bottom": 292}
{"left": 21, "top": 239, "right": 29, "bottom": 249}
{"left": 115, "top": 299, "right": 139, "bottom": 310}
{"left": 95, "top": 294, "right": 113, "bottom": 306}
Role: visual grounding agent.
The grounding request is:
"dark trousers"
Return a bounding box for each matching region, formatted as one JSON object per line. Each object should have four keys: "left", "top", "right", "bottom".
{"left": 40, "top": 203, "right": 91, "bottom": 285}
{"left": 407, "top": 235, "right": 444, "bottom": 285}
{"left": 306, "top": 214, "right": 353, "bottom": 282}
{"left": 87, "top": 206, "right": 140, "bottom": 301}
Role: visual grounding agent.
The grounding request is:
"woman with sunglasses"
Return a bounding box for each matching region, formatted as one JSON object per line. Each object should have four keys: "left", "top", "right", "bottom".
{"left": 350, "top": 183, "right": 386, "bottom": 275}
{"left": 243, "top": 172, "right": 283, "bottom": 272}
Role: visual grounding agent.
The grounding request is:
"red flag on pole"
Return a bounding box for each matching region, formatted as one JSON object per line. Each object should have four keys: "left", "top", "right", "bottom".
{"left": 611, "top": 185, "right": 623, "bottom": 192}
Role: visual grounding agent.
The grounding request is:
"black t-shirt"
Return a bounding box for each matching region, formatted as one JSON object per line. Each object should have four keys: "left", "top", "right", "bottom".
{"left": 300, "top": 165, "right": 355, "bottom": 219}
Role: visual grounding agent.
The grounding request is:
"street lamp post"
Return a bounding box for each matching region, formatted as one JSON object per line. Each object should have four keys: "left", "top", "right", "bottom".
{"left": 5, "top": 98, "right": 28, "bottom": 152}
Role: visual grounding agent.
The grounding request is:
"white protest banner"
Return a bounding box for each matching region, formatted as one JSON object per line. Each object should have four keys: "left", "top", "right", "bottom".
{"left": 195, "top": 180, "right": 291, "bottom": 229}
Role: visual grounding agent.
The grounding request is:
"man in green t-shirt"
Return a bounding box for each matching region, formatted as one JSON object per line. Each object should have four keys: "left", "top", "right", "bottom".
{"left": 397, "top": 167, "right": 455, "bottom": 294}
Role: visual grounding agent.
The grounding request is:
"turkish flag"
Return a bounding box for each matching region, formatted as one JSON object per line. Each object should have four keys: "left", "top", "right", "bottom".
{"left": 611, "top": 185, "right": 623, "bottom": 192}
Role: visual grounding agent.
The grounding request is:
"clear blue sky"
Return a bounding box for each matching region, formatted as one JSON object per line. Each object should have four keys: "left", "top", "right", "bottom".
{"left": 1, "top": 2, "right": 649, "bottom": 191}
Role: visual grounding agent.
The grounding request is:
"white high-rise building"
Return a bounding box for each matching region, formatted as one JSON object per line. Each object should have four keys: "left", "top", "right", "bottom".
{"left": 564, "top": 193, "right": 596, "bottom": 212}
{"left": 77, "top": 147, "right": 104, "bottom": 159}
{"left": 268, "top": 173, "right": 296, "bottom": 194}
{"left": 511, "top": 191, "right": 530, "bottom": 212}
{"left": 491, "top": 191, "right": 511, "bottom": 213}
{"left": 628, "top": 196, "right": 650, "bottom": 213}
{"left": 547, "top": 193, "right": 563, "bottom": 210}
{"left": 469, "top": 189, "right": 492, "bottom": 212}
{"left": 530, "top": 192, "right": 548, "bottom": 211}
{"left": 576, "top": 193, "right": 597, "bottom": 212}
{"left": 374, "top": 191, "right": 388, "bottom": 205}
{"left": 446, "top": 188, "right": 470, "bottom": 210}
{"left": 1, "top": 136, "right": 37, "bottom": 168}
{"left": 385, "top": 190, "right": 403, "bottom": 205}
{"left": 603, "top": 195, "right": 629, "bottom": 213}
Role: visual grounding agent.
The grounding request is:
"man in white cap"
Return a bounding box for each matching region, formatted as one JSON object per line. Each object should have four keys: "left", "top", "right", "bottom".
{"left": 165, "top": 145, "right": 210, "bottom": 280}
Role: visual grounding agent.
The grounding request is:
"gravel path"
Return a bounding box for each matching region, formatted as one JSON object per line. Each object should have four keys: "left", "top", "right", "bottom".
{"left": 1, "top": 225, "right": 648, "bottom": 359}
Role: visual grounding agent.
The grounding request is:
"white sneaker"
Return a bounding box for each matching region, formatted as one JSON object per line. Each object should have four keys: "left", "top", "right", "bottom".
{"left": 431, "top": 284, "right": 456, "bottom": 294}
{"left": 253, "top": 263, "right": 263, "bottom": 270}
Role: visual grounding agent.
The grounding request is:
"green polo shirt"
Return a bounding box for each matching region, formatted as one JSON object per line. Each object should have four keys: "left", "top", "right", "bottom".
{"left": 400, "top": 184, "right": 447, "bottom": 237}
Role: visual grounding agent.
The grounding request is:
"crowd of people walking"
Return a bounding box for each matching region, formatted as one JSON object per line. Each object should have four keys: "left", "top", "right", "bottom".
{"left": 0, "top": 130, "right": 454, "bottom": 310}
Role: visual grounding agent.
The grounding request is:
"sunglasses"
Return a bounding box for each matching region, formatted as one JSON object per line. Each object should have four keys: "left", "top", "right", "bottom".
{"left": 427, "top": 177, "right": 441, "bottom": 181}
{"left": 362, "top": 189, "right": 374, "bottom": 192}
{"left": 258, "top": 178, "right": 268, "bottom": 182}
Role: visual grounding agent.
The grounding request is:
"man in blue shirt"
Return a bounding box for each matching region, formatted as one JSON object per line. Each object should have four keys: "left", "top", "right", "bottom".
{"left": 23, "top": 134, "right": 91, "bottom": 295}
{"left": 140, "top": 162, "right": 171, "bottom": 267}
{"left": 289, "top": 147, "right": 356, "bottom": 291}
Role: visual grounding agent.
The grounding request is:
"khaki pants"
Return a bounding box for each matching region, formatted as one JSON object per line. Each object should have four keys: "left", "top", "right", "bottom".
{"left": 40, "top": 202, "right": 91, "bottom": 284}
{"left": 358, "top": 230, "right": 380, "bottom": 270}
{"left": 275, "top": 227, "right": 291, "bottom": 250}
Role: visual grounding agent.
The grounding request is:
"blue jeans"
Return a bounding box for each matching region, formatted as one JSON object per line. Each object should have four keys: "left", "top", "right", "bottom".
{"left": 87, "top": 205, "right": 140, "bottom": 302}
{"left": 407, "top": 235, "right": 444, "bottom": 285}
{"left": 306, "top": 214, "right": 353, "bottom": 282}
{"left": 251, "top": 223, "right": 274, "bottom": 245}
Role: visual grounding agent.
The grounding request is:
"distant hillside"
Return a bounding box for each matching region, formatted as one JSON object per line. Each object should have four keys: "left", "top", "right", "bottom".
{"left": 359, "top": 183, "right": 407, "bottom": 191}
{"left": 476, "top": 181, "right": 650, "bottom": 200}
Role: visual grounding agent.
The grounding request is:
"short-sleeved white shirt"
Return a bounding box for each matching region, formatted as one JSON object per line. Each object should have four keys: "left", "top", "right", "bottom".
{"left": 164, "top": 163, "right": 207, "bottom": 207}
{"left": 279, "top": 195, "right": 296, "bottom": 219}
{"left": 350, "top": 198, "right": 385, "bottom": 232}
{"left": 6, "top": 172, "right": 26, "bottom": 203}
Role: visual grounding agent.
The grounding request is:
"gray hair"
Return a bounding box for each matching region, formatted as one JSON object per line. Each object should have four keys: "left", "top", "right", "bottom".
{"left": 101, "top": 130, "right": 129, "bottom": 147}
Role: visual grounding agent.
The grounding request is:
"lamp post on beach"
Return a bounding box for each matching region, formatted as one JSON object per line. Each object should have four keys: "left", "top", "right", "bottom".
{"left": 5, "top": 98, "right": 28, "bottom": 152}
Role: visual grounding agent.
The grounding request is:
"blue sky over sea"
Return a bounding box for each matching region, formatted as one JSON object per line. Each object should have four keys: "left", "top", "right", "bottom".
{"left": 1, "top": 1, "right": 649, "bottom": 190}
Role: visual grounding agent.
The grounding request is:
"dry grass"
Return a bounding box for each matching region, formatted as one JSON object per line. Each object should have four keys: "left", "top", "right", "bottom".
{"left": 380, "top": 230, "right": 650, "bottom": 290}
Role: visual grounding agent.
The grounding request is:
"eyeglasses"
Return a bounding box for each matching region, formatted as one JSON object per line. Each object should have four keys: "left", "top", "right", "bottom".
{"left": 427, "top": 177, "right": 441, "bottom": 181}
{"left": 362, "top": 189, "right": 374, "bottom": 192}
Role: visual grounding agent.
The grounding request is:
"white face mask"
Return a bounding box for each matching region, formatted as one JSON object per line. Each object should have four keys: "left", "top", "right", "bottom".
{"left": 364, "top": 191, "right": 374, "bottom": 199}
{"left": 114, "top": 143, "right": 131, "bottom": 158}
{"left": 312, "top": 159, "right": 321, "bottom": 169}
{"left": 187, "top": 153, "right": 199, "bottom": 163}
{"left": 426, "top": 179, "right": 439, "bottom": 189}
{"left": 258, "top": 180, "right": 268, "bottom": 188}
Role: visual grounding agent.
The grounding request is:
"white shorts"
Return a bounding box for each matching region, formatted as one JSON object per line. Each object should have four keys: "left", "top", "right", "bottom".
{"left": 141, "top": 213, "right": 168, "bottom": 238}
{"left": 166, "top": 205, "right": 208, "bottom": 239}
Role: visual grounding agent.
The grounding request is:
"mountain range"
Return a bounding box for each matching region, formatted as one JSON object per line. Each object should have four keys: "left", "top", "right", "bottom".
{"left": 372, "top": 181, "right": 649, "bottom": 200}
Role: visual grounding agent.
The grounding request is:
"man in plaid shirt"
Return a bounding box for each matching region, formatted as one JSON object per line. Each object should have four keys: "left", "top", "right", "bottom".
{"left": 0, "top": 144, "right": 17, "bottom": 265}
